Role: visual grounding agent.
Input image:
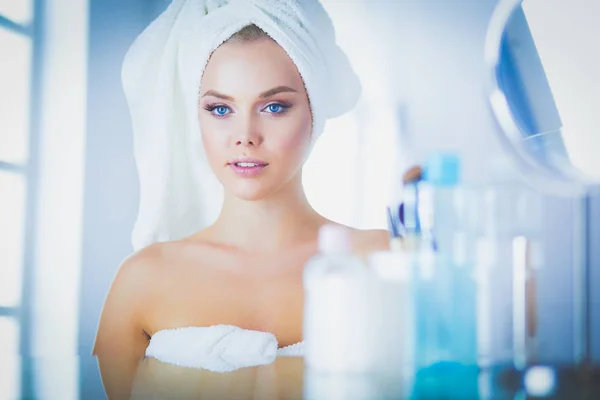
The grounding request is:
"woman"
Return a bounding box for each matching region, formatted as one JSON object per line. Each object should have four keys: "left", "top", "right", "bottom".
{"left": 93, "top": 1, "right": 389, "bottom": 398}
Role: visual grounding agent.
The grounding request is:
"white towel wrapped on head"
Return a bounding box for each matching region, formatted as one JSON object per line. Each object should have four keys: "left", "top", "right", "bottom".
{"left": 122, "top": 0, "right": 362, "bottom": 251}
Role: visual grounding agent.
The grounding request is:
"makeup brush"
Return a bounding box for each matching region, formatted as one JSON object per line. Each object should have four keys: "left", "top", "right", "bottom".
{"left": 402, "top": 165, "right": 423, "bottom": 185}
{"left": 387, "top": 206, "right": 400, "bottom": 238}
{"left": 387, "top": 165, "right": 423, "bottom": 250}
{"left": 401, "top": 165, "right": 423, "bottom": 234}
{"left": 399, "top": 165, "right": 423, "bottom": 231}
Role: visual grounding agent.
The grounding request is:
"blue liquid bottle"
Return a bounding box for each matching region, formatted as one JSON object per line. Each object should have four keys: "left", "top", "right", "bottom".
{"left": 411, "top": 153, "right": 479, "bottom": 399}
{"left": 407, "top": 165, "right": 450, "bottom": 368}
{"left": 423, "top": 153, "right": 478, "bottom": 367}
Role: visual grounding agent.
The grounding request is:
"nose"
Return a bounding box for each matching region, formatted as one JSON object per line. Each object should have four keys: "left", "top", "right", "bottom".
{"left": 236, "top": 136, "right": 256, "bottom": 147}
{"left": 234, "top": 116, "right": 262, "bottom": 147}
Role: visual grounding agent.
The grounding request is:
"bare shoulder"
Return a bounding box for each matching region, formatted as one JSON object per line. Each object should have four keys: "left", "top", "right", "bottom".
{"left": 94, "top": 242, "right": 192, "bottom": 344}
{"left": 111, "top": 243, "right": 169, "bottom": 294}
{"left": 108, "top": 239, "right": 213, "bottom": 300}
{"left": 319, "top": 220, "right": 390, "bottom": 256}
{"left": 350, "top": 228, "right": 390, "bottom": 256}
{"left": 93, "top": 239, "right": 217, "bottom": 398}
{"left": 94, "top": 244, "right": 166, "bottom": 341}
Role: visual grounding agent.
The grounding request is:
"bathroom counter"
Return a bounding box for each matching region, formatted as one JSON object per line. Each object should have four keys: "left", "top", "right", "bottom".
{"left": 7, "top": 355, "right": 600, "bottom": 399}
{"left": 131, "top": 356, "right": 600, "bottom": 399}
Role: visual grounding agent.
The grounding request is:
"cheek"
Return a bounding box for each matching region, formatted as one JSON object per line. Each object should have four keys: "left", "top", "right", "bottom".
{"left": 272, "top": 124, "right": 311, "bottom": 164}
{"left": 274, "top": 111, "right": 312, "bottom": 155}
{"left": 280, "top": 129, "right": 308, "bottom": 149}
{"left": 199, "top": 119, "right": 227, "bottom": 165}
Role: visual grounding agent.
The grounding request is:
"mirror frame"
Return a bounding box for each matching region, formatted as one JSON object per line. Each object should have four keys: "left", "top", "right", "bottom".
{"left": 484, "top": 0, "right": 598, "bottom": 197}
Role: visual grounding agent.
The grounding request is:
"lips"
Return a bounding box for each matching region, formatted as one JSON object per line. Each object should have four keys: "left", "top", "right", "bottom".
{"left": 231, "top": 161, "right": 266, "bottom": 167}
{"left": 227, "top": 157, "right": 268, "bottom": 167}
{"left": 227, "top": 158, "right": 268, "bottom": 177}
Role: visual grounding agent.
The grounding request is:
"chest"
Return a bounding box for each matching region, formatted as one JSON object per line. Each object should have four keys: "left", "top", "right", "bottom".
{"left": 148, "top": 250, "right": 312, "bottom": 347}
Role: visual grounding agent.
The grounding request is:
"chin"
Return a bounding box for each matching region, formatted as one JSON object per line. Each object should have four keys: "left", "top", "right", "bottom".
{"left": 227, "top": 181, "right": 278, "bottom": 201}
{"left": 217, "top": 168, "right": 300, "bottom": 201}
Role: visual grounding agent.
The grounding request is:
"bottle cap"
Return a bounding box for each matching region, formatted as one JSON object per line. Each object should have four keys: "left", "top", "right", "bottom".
{"left": 423, "top": 152, "right": 461, "bottom": 186}
{"left": 318, "top": 224, "right": 351, "bottom": 255}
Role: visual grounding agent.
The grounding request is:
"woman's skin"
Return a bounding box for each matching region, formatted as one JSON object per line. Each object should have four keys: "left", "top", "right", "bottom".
{"left": 93, "top": 36, "right": 389, "bottom": 399}
{"left": 131, "top": 356, "right": 306, "bottom": 400}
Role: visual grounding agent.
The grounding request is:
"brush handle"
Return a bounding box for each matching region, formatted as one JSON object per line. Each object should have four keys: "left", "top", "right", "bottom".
{"left": 386, "top": 206, "right": 399, "bottom": 238}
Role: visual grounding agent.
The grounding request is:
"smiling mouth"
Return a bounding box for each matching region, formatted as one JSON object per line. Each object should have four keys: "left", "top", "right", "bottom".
{"left": 228, "top": 161, "right": 269, "bottom": 177}
{"left": 231, "top": 162, "right": 267, "bottom": 167}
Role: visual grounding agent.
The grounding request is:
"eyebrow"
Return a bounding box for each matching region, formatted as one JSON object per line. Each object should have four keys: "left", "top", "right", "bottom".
{"left": 200, "top": 86, "right": 299, "bottom": 101}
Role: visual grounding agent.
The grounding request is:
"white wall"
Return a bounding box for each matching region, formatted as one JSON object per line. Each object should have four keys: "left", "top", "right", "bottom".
{"left": 306, "top": 0, "right": 401, "bottom": 229}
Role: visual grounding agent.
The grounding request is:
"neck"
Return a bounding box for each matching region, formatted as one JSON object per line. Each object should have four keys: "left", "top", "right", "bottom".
{"left": 208, "top": 173, "right": 327, "bottom": 252}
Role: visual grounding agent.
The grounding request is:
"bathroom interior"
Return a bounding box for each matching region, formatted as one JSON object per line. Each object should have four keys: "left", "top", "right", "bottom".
{"left": 0, "top": 0, "right": 599, "bottom": 398}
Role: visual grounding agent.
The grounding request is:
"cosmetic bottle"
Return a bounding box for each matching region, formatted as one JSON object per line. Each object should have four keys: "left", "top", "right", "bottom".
{"left": 404, "top": 180, "right": 447, "bottom": 368}
{"left": 406, "top": 153, "right": 481, "bottom": 399}
{"left": 473, "top": 160, "right": 543, "bottom": 369}
{"left": 408, "top": 152, "right": 478, "bottom": 368}
{"left": 422, "top": 152, "right": 478, "bottom": 366}
{"left": 303, "top": 224, "right": 376, "bottom": 373}
{"left": 368, "top": 250, "right": 415, "bottom": 370}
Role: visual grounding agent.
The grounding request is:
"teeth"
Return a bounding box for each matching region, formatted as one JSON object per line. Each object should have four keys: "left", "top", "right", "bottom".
{"left": 236, "top": 162, "right": 259, "bottom": 167}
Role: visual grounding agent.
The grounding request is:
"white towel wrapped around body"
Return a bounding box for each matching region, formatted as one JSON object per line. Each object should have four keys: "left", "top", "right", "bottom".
{"left": 145, "top": 325, "right": 303, "bottom": 372}
{"left": 122, "top": 0, "right": 361, "bottom": 251}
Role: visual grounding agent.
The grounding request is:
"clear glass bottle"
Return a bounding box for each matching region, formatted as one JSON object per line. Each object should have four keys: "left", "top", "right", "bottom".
{"left": 472, "top": 160, "right": 544, "bottom": 369}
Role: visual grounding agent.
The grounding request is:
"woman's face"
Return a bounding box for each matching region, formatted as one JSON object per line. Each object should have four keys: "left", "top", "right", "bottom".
{"left": 198, "top": 37, "right": 312, "bottom": 201}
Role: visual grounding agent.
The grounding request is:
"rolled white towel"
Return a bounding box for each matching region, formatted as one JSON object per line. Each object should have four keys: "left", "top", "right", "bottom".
{"left": 145, "top": 325, "right": 279, "bottom": 372}
{"left": 277, "top": 341, "right": 305, "bottom": 357}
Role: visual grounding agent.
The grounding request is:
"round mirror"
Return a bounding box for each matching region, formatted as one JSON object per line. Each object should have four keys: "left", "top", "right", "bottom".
{"left": 485, "top": 0, "right": 600, "bottom": 196}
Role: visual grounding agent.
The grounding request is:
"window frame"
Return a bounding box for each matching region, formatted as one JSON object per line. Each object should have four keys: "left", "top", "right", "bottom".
{"left": 0, "top": 0, "right": 44, "bottom": 397}
{"left": 0, "top": 10, "right": 31, "bottom": 316}
{"left": 0, "top": 13, "right": 31, "bottom": 35}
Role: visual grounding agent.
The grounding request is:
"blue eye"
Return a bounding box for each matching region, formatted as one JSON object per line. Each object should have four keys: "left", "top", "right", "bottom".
{"left": 265, "top": 103, "right": 291, "bottom": 114}
{"left": 268, "top": 104, "right": 282, "bottom": 113}
{"left": 214, "top": 106, "right": 230, "bottom": 116}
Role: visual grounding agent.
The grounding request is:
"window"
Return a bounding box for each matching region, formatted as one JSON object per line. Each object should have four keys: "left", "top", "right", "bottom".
{"left": 0, "top": 0, "right": 37, "bottom": 398}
